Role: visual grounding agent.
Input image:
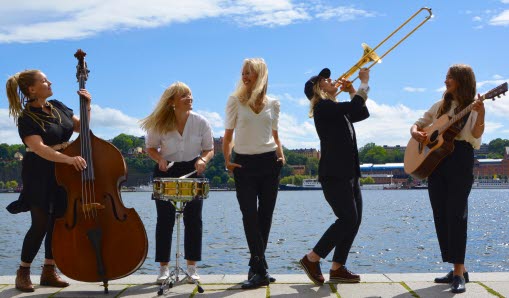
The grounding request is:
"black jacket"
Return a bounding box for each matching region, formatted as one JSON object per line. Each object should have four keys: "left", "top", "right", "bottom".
{"left": 313, "top": 94, "right": 370, "bottom": 179}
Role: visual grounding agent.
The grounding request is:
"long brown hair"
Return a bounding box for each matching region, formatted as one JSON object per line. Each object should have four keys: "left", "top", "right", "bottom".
{"left": 5, "top": 70, "right": 40, "bottom": 121}
{"left": 437, "top": 64, "right": 476, "bottom": 117}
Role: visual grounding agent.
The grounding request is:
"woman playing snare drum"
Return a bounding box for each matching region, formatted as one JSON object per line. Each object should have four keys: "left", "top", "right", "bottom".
{"left": 140, "top": 81, "right": 214, "bottom": 284}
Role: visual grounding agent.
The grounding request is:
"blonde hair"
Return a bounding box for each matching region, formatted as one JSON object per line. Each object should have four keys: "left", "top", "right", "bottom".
{"left": 5, "top": 69, "right": 41, "bottom": 122}
{"left": 308, "top": 80, "right": 337, "bottom": 118}
{"left": 139, "top": 81, "right": 191, "bottom": 134}
{"left": 231, "top": 58, "right": 268, "bottom": 106}
{"left": 437, "top": 64, "right": 476, "bottom": 118}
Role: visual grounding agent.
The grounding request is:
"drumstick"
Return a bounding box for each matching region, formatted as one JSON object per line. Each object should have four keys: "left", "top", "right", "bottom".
{"left": 166, "top": 161, "right": 175, "bottom": 170}
{"left": 179, "top": 170, "right": 197, "bottom": 179}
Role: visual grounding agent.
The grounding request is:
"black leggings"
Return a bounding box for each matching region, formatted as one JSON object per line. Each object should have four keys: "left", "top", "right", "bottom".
{"left": 21, "top": 206, "right": 55, "bottom": 263}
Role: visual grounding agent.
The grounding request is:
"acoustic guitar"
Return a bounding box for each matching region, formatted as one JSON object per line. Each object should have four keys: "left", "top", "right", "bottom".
{"left": 404, "top": 82, "right": 507, "bottom": 179}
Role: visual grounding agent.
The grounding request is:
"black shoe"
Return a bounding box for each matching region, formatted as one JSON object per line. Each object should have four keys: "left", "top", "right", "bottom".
{"left": 451, "top": 275, "right": 466, "bottom": 293}
{"left": 434, "top": 270, "right": 470, "bottom": 283}
{"left": 249, "top": 268, "right": 276, "bottom": 282}
{"left": 241, "top": 273, "right": 269, "bottom": 289}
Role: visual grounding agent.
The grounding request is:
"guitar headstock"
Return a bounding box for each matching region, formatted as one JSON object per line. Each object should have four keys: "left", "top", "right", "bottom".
{"left": 484, "top": 82, "right": 508, "bottom": 101}
{"left": 74, "top": 49, "right": 89, "bottom": 82}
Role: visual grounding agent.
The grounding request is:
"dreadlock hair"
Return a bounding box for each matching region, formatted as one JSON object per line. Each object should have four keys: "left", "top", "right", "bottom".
{"left": 6, "top": 70, "right": 40, "bottom": 122}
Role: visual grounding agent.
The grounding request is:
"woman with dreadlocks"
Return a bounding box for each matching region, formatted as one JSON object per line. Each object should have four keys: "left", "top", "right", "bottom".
{"left": 5, "top": 70, "right": 91, "bottom": 292}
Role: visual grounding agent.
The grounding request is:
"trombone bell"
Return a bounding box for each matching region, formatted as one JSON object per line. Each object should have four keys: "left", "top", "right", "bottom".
{"left": 334, "top": 7, "right": 432, "bottom": 95}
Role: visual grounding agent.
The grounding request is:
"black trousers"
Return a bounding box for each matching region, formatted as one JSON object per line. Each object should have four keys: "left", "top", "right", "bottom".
{"left": 233, "top": 151, "right": 281, "bottom": 274}
{"left": 314, "top": 176, "right": 362, "bottom": 264}
{"left": 153, "top": 159, "right": 203, "bottom": 262}
{"left": 428, "top": 140, "right": 474, "bottom": 265}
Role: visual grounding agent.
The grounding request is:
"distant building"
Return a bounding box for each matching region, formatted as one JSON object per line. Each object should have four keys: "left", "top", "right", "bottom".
{"left": 382, "top": 145, "right": 406, "bottom": 153}
{"left": 474, "top": 143, "right": 490, "bottom": 158}
{"left": 289, "top": 165, "right": 306, "bottom": 175}
{"left": 474, "top": 147, "right": 509, "bottom": 178}
{"left": 14, "top": 152, "right": 23, "bottom": 161}
{"left": 213, "top": 137, "right": 223, "bottom": 156}
{"left": 290, "top": 148, "right": 320, "bottom": 159}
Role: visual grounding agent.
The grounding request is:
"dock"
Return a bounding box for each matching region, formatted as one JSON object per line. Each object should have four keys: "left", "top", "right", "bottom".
{"left": 1, "top": 273, "right": 508, "bottom": 297}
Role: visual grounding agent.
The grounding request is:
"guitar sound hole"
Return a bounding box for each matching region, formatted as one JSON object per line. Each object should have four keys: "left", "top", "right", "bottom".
{"left": 430, "top": 130, "right": 439, "bottom": 143}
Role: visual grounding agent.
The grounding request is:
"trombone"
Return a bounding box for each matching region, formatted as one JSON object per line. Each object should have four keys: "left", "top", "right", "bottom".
{"left": 334, "top": 7, "right": 432, "bottom": 96}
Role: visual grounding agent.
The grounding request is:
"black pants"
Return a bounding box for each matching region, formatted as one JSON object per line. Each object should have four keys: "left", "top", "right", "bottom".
{"left": 314, "top": 176, "right": 362, "bottom": 264}
{"left": 428, "top": 140, "right": 474, "bottom": 265}
{"left": 153, "top": 159, "right": 203, "bottom": 262}
{"left": 233, "top": 151, "right": 281, "bottom": 274}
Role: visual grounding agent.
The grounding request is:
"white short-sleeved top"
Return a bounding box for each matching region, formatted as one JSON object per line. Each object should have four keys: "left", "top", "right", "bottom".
{"left": 145, "top": 111, "right": 214, "bottom": 162}
{"left": 414, "top": 99, "right": 481, "bottom": 149}
{"left": 224, "top": 95, "right": 279, "bottom": 155}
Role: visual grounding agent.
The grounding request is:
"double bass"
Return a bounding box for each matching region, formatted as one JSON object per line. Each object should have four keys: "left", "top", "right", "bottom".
{"left": 53, "top": 49, "right": 148, "bottom": 293}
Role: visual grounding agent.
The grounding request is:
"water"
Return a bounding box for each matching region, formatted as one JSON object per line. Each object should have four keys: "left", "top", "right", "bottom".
{"left": 1, "top": 189, "right": 508, "bottom": 276}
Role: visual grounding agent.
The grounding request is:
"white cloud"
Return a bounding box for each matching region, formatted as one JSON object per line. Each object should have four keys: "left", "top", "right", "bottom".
{"left": 489, "top": 10, "right": 509, "bottom": 26}
{"left": 403, "top": 87, "right": 426, "bottom": 93}
{"left": 472, "top": 16, "right": 482, "bottom": 22}
{"left": 0, "top": 109, "right": 21, "bottom": 145}
{"left": 502, "top": 0, "right": 509, "bottom": 4}
{"left": 354, "top": 99, "right": 425, "bottom": 147}
{"left": 86, "top": 104, "right": 144, "bottom": 139}
{"left": 315, "top": 6, "right": 375, "bottom": 21}
{"left": 0, "top": 0, "right": 322, "bottom": 43}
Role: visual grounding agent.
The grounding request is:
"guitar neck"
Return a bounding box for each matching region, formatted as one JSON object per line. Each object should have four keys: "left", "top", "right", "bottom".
{"left": 438, "top": 101, "right": 476, "bottom": 135}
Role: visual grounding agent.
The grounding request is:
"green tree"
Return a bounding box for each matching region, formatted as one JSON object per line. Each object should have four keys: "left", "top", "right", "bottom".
{"left": 0, "top": 181, "right": 4, "bottom": 189}
{"left": 363, "top": 146, "right": 388, "bottom": 164}
{"left": 305, "top": 157, "right": 319, "bottom": 176}
{"left": 360, "top": 176, "right": 375, "bottom": 185}
{"left": 488, "top": 138, "right": 509, "bottom": 156}
{"left": 112, "top": 134, "right": 134, "bottom": 153}
{"left": 211, "top": 176, "right": 222, "bottom": 186}
{"left": 0, "top": 143, "right": 10, "bottom": 159}
{"left": 227, "top": 178, "right": 235, "bottom": 189}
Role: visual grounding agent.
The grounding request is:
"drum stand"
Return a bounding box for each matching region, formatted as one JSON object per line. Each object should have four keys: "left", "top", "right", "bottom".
{"left": 158, "top": 200, "right": 204, "bottom": 295}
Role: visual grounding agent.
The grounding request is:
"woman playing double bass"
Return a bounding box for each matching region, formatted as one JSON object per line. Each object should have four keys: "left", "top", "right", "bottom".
{"left": 5, "top": 70, "right": 91, "bottom": 292}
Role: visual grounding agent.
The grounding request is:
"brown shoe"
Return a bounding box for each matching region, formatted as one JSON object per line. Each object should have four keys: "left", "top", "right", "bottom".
{"left": 299, "top": 255, "right": 325, "bottom": 285}
{"left": 40, "top": 264, "right": 70, "bottom": 287}
{"left": 329, "top": 266, "right": 360, "bottom": 283}
{"left": 15, "top": 266, "right": 34, "bottom": 292}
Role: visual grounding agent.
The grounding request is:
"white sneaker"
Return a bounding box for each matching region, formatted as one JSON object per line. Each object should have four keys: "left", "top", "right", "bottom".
{"left": 156, "top": 265, "right": 170, "bottom": 284}
{"left": 187, "top": 265, "right": 200, "bottom": 283}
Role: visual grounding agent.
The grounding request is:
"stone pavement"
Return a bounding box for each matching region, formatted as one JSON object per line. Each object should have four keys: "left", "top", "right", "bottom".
{"left": 0, "top": 273, "right": 508, "bottom": 297}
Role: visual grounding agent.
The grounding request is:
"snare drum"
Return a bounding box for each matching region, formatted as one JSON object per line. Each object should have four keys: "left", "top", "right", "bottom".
{"left": 153, "top": 178, "right": 209, "bottom": 202}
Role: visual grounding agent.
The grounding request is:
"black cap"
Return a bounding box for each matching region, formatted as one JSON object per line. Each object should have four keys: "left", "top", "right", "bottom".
{"left": 304, "top": 68, "right": 331, "bottom": 100}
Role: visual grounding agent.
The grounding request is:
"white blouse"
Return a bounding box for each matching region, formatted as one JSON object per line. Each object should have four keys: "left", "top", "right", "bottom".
{"left": 145, "top": 111, "right": 214, "bottom": 162}
{"left": 224, "top": 95, "right": 279, "bottom": 155}
{"left": 414, "top": 99, "right": 481, "bottom": 149}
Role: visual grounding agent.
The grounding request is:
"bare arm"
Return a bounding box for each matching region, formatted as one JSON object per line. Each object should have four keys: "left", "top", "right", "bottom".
{"left": 146, "top": 147, "right": 168, "bottom": 172}
{"left": 194, "top": 149, "right": 214, "bottom": 175}
{"left": 471, "top": 95, "right": 485, "bottom": 139}
{"left": 272, "top": 130, "right": 286, "bottom": 165}
{"left": 223, "top": 129, "right": 241, "bottom": 172}
{"left": 24, "top": 135, "right": 86, "bottom": 171}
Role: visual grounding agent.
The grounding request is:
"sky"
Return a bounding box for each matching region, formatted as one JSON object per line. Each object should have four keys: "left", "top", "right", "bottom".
{"left": 1, "top": 0, "right": 508, "bottom": 150}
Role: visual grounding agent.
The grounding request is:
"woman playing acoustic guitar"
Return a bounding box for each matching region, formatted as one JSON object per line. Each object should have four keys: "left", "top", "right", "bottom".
{"left": 410, "top": 64, "right": 485, "bottom": 294}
